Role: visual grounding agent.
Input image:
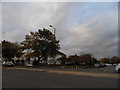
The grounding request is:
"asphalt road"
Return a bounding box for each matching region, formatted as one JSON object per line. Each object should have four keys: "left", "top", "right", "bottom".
{"left": 2, "top": 68, "right": 119, "bottom": 88}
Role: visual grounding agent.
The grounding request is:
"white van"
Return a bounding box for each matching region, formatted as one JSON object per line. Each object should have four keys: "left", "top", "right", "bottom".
{"left": 116, "top": 63, "right": 120, "bottom": 73}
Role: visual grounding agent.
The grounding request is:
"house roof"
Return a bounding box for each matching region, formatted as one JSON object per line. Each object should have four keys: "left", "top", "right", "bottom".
{"left": 57, "top": 51, "right": 66, "bottom": 56}
{"left": 20, "top": 50, "right": 66, "bottom": 59}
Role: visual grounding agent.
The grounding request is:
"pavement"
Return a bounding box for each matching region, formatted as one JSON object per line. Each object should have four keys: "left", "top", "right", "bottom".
{"left": 2, "top": 68, "right": 119, "bottom": 88}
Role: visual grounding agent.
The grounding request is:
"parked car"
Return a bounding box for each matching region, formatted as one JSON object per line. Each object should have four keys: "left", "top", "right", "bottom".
{"left": 113, "top": 64, "right": 117, "bottom": 66}
{"left": 2, "top": 61, "right": 14, "bottom": 67}
{"left": 25, "top": 63, "right": 33, "bottom": 67}
{"left": 94, "top": 63, "right": 106, "bottom": 68}
{"left": 94, "top": 63, "right": 101, "bottom": 68}
{"left": 116, "top": 63, "right": 120, "bottom": 73}
{"left": 105, "top": 63, "right": 112, "bottom": 66}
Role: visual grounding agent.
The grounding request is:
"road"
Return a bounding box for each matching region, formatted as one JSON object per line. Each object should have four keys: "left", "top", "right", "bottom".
{"left": 24, "top": 65, "right": 118, "bottom": 74}
{"left": 2, "top": 68, "right": 119, "bottom": 88}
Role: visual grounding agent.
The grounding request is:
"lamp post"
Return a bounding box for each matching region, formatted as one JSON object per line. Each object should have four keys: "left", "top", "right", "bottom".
{"left": 50, "top": 25, "right": 56, "bottom": 65}
{"left": 50, "top": 24, "right": 56, "bottom": 36}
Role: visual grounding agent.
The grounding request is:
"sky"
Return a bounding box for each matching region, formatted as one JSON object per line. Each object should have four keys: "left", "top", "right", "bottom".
{"left": 2, "top": 2, "right": 118, "bottom": 59}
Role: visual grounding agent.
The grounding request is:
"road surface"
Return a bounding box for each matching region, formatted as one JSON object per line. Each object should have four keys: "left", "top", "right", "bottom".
{"left": 2, "top": 68, "right": 119, "bottom": 88}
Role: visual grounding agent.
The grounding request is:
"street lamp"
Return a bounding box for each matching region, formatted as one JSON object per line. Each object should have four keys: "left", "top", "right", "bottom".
{"left": 50, "top": 24, "right": 56, "bottom": 36}
{"left": 50, "top": 25, "right": 56, "bottom": 65}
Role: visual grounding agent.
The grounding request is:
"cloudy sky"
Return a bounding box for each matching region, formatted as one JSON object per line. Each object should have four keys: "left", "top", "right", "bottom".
{"left": 2, "top": 2, "right": 118, "bottom": 59}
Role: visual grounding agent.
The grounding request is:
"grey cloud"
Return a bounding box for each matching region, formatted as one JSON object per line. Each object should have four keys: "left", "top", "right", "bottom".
{"left": 0, "top": 3, "right": 2, "bottom": 41}
{"left": 3, "top": 2, "right": 75, "bottom": 41}
{"left": 60, "top": 11, "right": 118, "bottom": 59}
{"left": 2, "top": 2, "right": 118, "bottom": 59}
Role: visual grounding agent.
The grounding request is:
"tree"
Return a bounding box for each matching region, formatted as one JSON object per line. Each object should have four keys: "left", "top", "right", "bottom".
{"left": 21, "top": 28, "right": 60, "bottom": 64}
{"left": 57, "top": 55, "right": 67, "bottom": 66}
{"left": 2, "top": 40, "right": 22, "bottom": 61}
{"left": 79, "top": 54, "right": 92, "bottom": 66}
{"left": 14, "top": 42, "right": 23, "bottom": 58}
{"left": 0, "top": 42, "right": 1, "bottom": 58}
{"left": 67, "top": 53, "right": 98, "bottom": 66}
{"left": 110, "top": 56, "right": 120, "bottom": 64}
{"left": 67, "top": 54, "right": 80, "bottom": 65}
{"left": 92, "top": 57, "right": 99, "bottom": 64}
{"left": 99, "top": 58, "right": 110, "bottom": 64}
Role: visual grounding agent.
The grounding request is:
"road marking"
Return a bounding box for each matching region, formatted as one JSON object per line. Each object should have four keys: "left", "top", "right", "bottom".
{"left": 5, "top": 67, "right": 119, "bottom": 78}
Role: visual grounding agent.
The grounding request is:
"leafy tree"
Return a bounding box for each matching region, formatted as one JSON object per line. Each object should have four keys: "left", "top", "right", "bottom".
{"left": 99, "top": 56, "right": 120, "bottom": 64}
{"left": 2, "top": 40, "right": 22, "bottom": 61}
{"left": 92, "top": 57, "right": 99, "bottom": 64}
{"left": 57, "top": 55, "right": 67, "bottom": 66}
{"left": 67, "top": 54, "right": 98, "bottom": 66}
{"left": 0, "top": 42, "right": 1, "bottom": 58}
{"left": 67, "top": 54, "right": 80, "bottom": 65}
{"left": 21, "top": 28, "right": 60, "bottom": 64}
{"left": 110, "top": 56, "right": 120, "bottom": 64}
{"left": 99, "top": 58, "right": 110, "bottom": 64}
{"left": 79, "top": 54, "right": 92, "bottom": 65}
{"left": 14, "top": 42, "right": 23, "bottom": 58}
